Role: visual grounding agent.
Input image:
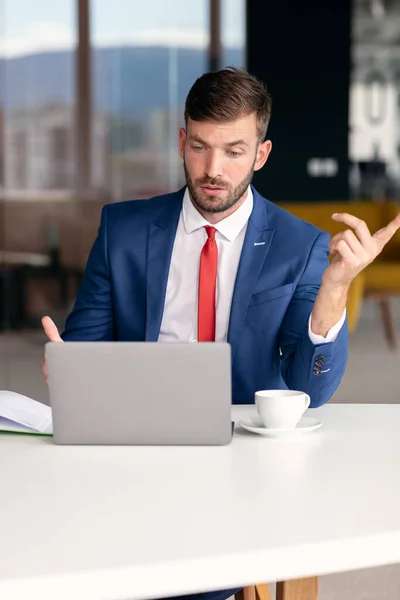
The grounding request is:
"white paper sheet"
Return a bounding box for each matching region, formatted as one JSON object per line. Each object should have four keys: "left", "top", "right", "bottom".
{"left": 0, "top": 391, "right": 53, "bottom": 434}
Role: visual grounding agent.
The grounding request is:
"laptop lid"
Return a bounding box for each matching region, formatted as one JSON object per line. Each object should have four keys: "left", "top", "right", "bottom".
{"left": 46, "top": 342, "right": 232, "bottom": 446}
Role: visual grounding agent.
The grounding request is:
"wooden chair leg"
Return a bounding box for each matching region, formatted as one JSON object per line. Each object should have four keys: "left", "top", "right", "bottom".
{"left": 255, "top": 583, "right": 272, "bottom": 600}
{"left": 379, "top": 297, "right": 398, "bottom": 349}
{"left": 235, "top": 584, "right": 271, "bottom": 600}
{"left": 235, "top": 587, "right": 256, "bottom": 600}
{"left": 276, "top": 577, "right": 318, "bottom": 600}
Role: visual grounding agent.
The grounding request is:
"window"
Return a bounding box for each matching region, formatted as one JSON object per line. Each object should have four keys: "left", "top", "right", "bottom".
{"left": 221, "top": 0, "right": 246, "bottom": 69}
{"left": 92, "top": 0, "right": 209, "bottom": 201}
{"left": 1, "top": 0, "right": 76, "bottom": 197}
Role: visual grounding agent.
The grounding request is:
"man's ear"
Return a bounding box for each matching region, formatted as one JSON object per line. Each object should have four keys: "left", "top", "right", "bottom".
{"left": 254, "top": 139, "right": 272, "bottom": 171}
{"left": 179, "top": 128, "right": 187, "bottom": 159}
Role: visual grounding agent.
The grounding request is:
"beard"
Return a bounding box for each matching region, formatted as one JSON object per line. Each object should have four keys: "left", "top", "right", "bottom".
{"left": 183, "top": 156, "right": 256, "bottom": 214}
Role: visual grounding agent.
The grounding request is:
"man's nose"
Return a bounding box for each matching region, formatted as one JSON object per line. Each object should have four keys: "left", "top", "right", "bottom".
{"left": 205, "top": 152, "right": 223, "bottom": 180}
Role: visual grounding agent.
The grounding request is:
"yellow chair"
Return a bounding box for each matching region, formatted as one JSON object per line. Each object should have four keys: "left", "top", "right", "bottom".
{"left": 278, "top": 201, "right": 400, "bottom": 347}
{"left": 361, "top": 201, "right": 400, "bottom": 348}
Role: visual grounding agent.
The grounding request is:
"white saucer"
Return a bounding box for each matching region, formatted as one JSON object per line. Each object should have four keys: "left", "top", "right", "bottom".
{"left": 237, "top": 416, "right": 322, "bottom": 438}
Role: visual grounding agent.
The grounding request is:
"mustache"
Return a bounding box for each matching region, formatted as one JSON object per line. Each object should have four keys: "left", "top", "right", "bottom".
{"left": 196, "top": 178, "right": 229, "bottom": 188}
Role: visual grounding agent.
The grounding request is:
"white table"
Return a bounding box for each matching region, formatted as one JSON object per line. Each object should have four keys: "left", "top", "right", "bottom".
{"left": 1, "top": 404, "right": 400, "bottom": 600}
{"left": 0, "top": 251, "right": 51, "bottom": 267}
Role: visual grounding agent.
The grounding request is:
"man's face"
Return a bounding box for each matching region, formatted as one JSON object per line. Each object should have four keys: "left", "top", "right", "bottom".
{"left": 179, "top": 113, "right": 271, "bottom": 216}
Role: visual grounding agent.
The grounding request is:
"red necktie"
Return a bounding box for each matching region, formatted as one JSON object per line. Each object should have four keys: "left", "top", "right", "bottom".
{"left": 198, "top": 226, "right": 218, "bottom": 342}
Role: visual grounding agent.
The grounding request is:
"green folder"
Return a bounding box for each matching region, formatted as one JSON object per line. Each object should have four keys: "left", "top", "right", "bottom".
{"left": 0, "top": 418, "right": 53, "bottom": 436}
{"left": 0, "top": 427, "right": 52, "bottom": 436}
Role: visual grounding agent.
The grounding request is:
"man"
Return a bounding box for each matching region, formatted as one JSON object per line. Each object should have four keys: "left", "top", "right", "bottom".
{"left": 42, "top": 67, "right": 399, "bottom": 600}
{"left": 43, "top": 66, "right": 400, "bottom": 402}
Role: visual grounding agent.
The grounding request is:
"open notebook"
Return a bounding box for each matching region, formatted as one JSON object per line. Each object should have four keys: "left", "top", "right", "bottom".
{"left": 0, "top": 391, "right": 53, "bottom": 435}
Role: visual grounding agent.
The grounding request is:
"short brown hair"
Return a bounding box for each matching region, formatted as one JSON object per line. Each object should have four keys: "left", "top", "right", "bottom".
{"left": 184, "top": 67, "right": 272, "bottom": 142}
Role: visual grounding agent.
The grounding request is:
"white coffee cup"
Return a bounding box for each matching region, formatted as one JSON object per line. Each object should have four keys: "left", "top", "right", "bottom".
{"left": 255, "top": 389, "right": 310, "bottom": 430}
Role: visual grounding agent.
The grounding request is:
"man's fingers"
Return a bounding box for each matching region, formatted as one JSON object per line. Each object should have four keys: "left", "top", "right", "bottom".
{"left": 373, "top": 213, "right": 400, "bottom": 246}
{"left": 331, "top": 238, "right": 357, "bottom": 263}
{"left": 42, "top": 316, "right": 63, "bottom": 342}
{"left": 333, "top": 211, "right": 400, "bottom": 250}
{"left": 41, "top": 316, "right": 62, "bottom": 385}
{"left": 330, "top": 230, "right": 364, "bottom": 256}
{"left": 332, "top": 213, "right": 373, "bottom": 248}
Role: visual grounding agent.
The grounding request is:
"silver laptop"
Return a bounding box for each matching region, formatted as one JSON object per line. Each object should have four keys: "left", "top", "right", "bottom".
{"left": 46, "top": 341, "right": 232, "bottom": 445}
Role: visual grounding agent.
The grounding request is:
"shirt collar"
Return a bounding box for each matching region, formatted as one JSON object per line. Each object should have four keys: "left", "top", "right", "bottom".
{"left": 182, "top": 185, "right": 253, "bottom": 242}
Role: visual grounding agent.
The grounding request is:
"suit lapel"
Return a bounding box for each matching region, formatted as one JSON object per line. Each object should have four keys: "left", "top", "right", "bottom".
{"left": 145, "top": 189, "right": 184, "bottom": 341}
{"left": 227, "top": 187, "right": 276, "bottom": 361}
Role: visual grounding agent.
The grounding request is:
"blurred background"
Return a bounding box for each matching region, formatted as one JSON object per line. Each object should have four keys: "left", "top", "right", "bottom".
{"left": 1, "top": 0, "right": 400, "bottom": 407}
{"left": 0, "top": 0, "right": 245, "bottom": 396}
{"left": 1, "top": 3, "right": 400, "bottom": 597}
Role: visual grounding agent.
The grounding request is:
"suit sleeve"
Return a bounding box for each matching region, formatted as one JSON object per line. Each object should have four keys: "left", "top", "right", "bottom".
{"left": 278, "top": 231, "right": 348, "bottom": 407}
{"left": 61, "top": 206, "right": 115, "bottom": 341}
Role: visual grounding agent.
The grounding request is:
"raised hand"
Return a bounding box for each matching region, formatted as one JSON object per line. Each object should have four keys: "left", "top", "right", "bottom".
{"left": 323, "top": 211, "right": 400, "bottom": 287}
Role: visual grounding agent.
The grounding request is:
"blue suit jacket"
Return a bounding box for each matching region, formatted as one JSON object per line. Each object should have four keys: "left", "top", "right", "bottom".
{"left": 62, "top": 186, "right": 348, "bottom": 407}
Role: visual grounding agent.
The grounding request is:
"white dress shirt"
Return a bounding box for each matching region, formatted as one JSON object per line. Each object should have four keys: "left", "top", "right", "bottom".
{"left": 158, "top": 187, "right": 345, "bottom": 344}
